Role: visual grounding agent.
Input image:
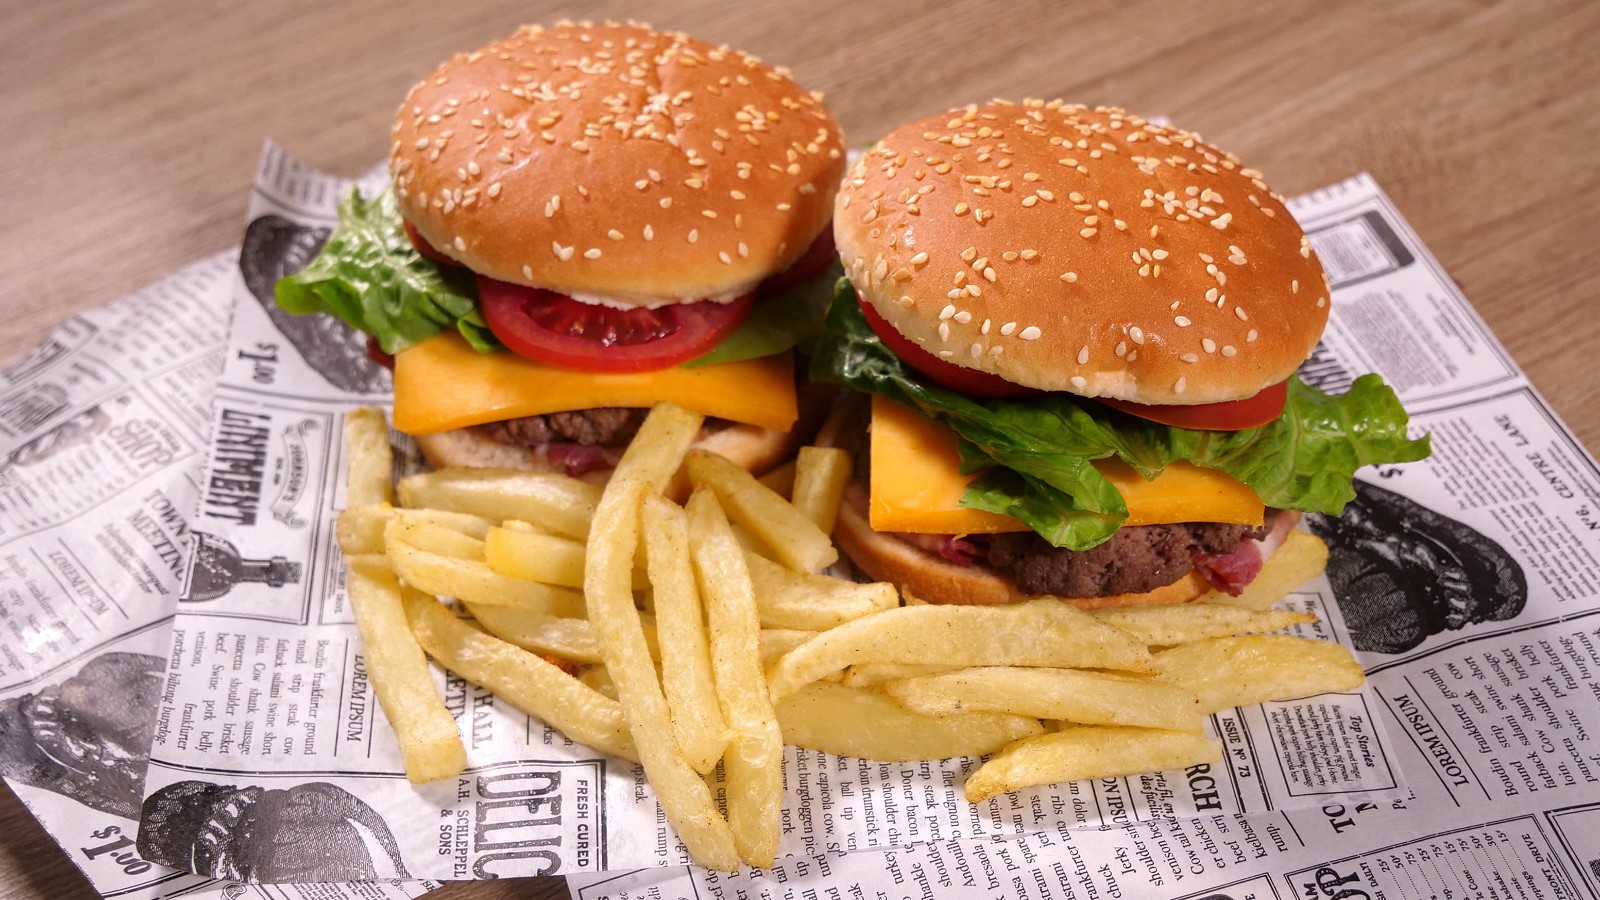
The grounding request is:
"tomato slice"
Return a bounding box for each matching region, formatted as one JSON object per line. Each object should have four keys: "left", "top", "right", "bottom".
{"left": 478, "top": 276, "right": 755, "bottom": 373}
{"left": 759, "top": 229, "right": 837, "bottom": 297}
{"left": 857, "top": 292, "right": 1038, "bottom": 398}
{"left": 1099, "top": 380, "right": 1287, "bottom": 431}
{"left": 404, "top": 220, "right": 460, "bottom": 267}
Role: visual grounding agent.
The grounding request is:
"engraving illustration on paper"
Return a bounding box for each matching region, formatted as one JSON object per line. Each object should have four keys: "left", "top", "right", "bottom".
{"left": 138, "top": 780, "right": 410, "bottom": 882}
{"left": 1305, "top": 479, "right": 1527, "bottom": 654}
{"left": 238, "top": 215, "right": 391, "bottom": 395}
{"left": 0, "top": 652, "right": 164, "bottom": 818}
{"left": 181, "top": 532, "right": 303, "bottom": 603}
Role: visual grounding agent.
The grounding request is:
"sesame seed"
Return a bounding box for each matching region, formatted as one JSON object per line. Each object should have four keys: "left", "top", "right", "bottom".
{"left": 1235, "top": 307, "right": 1249, "bottom": 321}
{"left": 955, "top": 311, "right": 973, "bottom": 324}
{"left": 552, "top": 243, "right": 574, "bottom": 261}
{"left": 607, "top": 229, "right": 624, "bottom": 241}
{"left": 1001, "top": 322, "right": 1017, "bottom": 336}
{"left": 940, "top": 305, "right": 957, "bottom": 321}
{"left": 938, "top": 322, "right": 951, "bottom": 341}
{"left": 453, "top": 236, "right": 467, "bottom": 252}
{"left": 983, "top": 267, "right": 997, "bottom": 282}
{"left": 961, "top": 247, "right": 977, "bottom": 262}
{"left": 522, "top": 265, "right": 534, "bottom": 279}
{"left": 1291, "top": 279, "right": 1300, "bottom": 294}
{"left": 739, "top": 242, "right": 750, "bottom": 258}
{"left": 1061, "top": 271, "right": 1078, "bottom": 283}
{"left": 1222, "top": 345, "right": 1237, "bottom": 356}
{"left": 1317, "top": 296, "right": 1328, "bottom": 308}
{"left": 1174, "top": 377, "right": 1187, "bottom": 394}
{"left": 1181, "top": 353, "right": 1199, "bottom": 363}
{"left": 1022, "top": 196, "right": 1039, "bottom": 208}
{"left": 487, "top": 182, "right": 503, "bottom": 198}
{"left": 1080, "top": 228, "right": 1098, "bottom": 238}
{"left": 1247, "top": 329, "right": 1258, "bottom": 342}
{"left": 1175, "top": 315, "right": 1191, "bottom": 327}
{"left": 1202, "top": 338, "right": 1217, "bottom": 353}
{"left": 1070, "top": 375, "right": 1088, "bottom": 389}
{"left": 1115, "top": 341, "right": 1128, "bottom": 357}
{"left": 1130, "top": 326, "right": 1145, "bottom": 345}
{"left": 1020, "top": 249, "right": 1038, "bottom": 260}
{"left": 643, "top": 225, "right": 654, "bottom": 241}
{"left": 910, "top": 252, "right": 930, "bottom": 267}
{"left": 719, "top": 251, "right": 733, "bottom": 264}
{"left": 1018, "top": 326, "right": 1042, "bottom": 341}
{"left": 688, "top": 229, "right": 699, "bottom": 243}
{"left": 583, "top": 248, "right": 601, "bottom": 260}
{"left": 1076, "top": 345, "right": 1089, "bottom": 365}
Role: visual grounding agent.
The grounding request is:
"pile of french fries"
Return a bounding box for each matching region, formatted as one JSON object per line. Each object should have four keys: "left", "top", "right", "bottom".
{"left": 335, "top": 403, "right": 1362, "bottom": 871}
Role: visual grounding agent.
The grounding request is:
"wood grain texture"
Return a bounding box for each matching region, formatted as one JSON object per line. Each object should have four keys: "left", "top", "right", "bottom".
{"left": 2, "top": 1, "right": 1597, "bottom": 898}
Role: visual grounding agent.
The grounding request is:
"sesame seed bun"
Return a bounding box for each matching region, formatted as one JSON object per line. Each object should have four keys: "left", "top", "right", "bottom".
{"left": 837, "top": 101, "right": 1329, "bottom": 404}
{"left": 390, "top": 21, "right": 845, "bottom": 306}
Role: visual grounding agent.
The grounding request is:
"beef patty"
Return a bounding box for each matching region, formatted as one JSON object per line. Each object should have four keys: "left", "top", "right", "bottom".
{"left": 979, "top": 519, "right": 1272, "bottom": 597}
{"left": 475, "top": 408, "right": 648, "bottom": 449}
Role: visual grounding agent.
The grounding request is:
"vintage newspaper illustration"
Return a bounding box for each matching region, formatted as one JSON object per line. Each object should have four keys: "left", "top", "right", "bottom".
{"left": 120, "top": 143, "right": 1406, "bottom": 882}
{"left": 0, "top": 255, "right": 435, "bottom": 899}
{"left": 568, "top": 173, "right": 1600, "bottom": 897}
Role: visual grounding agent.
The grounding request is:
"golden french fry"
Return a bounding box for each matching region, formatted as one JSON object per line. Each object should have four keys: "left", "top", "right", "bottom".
{"left": 484, "top": 525, "right": 648, "bottom": 590}
{"left": 767, "top": 598, "right": 1155, "bottom": 701}
{"left": 686, "top": 450, "right": 838, "bottom": 573}
{"left": 345, "top": 556, "right": 465, "bottom": 782}
{"left": 344, "top": 407, "right": 393, "bottom": 508}
{"left": 777, "top": 682, "right": 1044, "bottom": 761}
{"left": 791, "top": 446, "right": 852, "bottom": 535}
{"left": 760, "top": 629, "right": 818, "bottom": 670}
{"left": 1093, "top": 604, "right": 1314, "bottom": 647}
{"left": 1154, "top": 635, "right": 1365, "bottom": 713}
{"left": 583, "top": 404, "right": 739, "bottom": 872}
{"left": 337, "top": 504, "right": 393, "bottom": 556}
{"left": 398, "top": 468, "right": 602, "bottom": 539}
{"left": 386, "top": 538, "right": 585, "bottom": 616}
{"left": 757, "top": 460, "right": 798, "bottom": 497}
{"left": 964, "top": 726, "right": 1221, "bottom": 803}
{"left": 403, "top": 587, "right": 637, "bottom": 761}
{"left": 884, "top": 667, "right": 1203, "bottom": 733}
{"left": 397, "top": 507, "right": 495, "bottom": 539}
{"left": 387, "top": 518, "right": 485, "bottom": 560}
{"left": 840, "top": 663, "right": 956, "bottom": 689}
{"left": 578, "top": 664, "right": 617, "bottom": 700}
{"left": 686, "top": 487, "right": 784, "bottom": 867}
{"left": 642, "top": 494, "right": 732, "bottom": 776}
{"left": 467, "top": 604, "right": 597, "bottom": 663}
{"left": 1203, "top": 531, "right": 1330, "bottom": 610}
{"left": 745, "top": 552, "right": 896, "bottom": 631}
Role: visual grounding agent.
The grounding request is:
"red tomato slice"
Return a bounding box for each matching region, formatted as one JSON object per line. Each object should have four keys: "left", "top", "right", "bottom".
{"left": 478, "top": 276, "right": 755, "bottom": 373}
{"left": 857, "top": 292, "right": 1039, "bottom": 398}
{"left": 759, "top": 229, "right": 837, "bottom": 297}
{"left": 1099, "top": 380, "right": 1287, "bottom": 431}
{"left": 403, "top": 220, "right": 462, "bottom": 267}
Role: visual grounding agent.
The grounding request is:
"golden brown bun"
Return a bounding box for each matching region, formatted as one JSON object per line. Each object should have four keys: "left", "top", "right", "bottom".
{"left": 391, "top": 21, "right": 845, "bottom": 305}
{"left": 837, "top": 101, "right": 1328, "bottom": 404}
{"left": 834, "top": 498, "right": 1209, "bottom": 609}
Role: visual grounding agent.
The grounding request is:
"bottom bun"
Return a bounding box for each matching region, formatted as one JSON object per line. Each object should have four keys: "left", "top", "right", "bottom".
{"left": 833, "top": 497, "right": 1210, "bottom": 610}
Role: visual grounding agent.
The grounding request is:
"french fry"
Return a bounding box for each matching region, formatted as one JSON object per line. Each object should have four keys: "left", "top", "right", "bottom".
{"left": 464, "top": 603, "right": 648, "bottom": 664}
{"left": 757, "top": 460, "right": 798, "bottom": 497}
{"left": 1202, "top": 531, "right": 1330, "bottom": 610}
{"left": 345, "top": 556, "right": 465, "bottom": 782}
{"left": 686, "top": 450, "right": 838, "bottom": 573}
{"left": 388, "top": 518, "right": 486, "bottom": 560}
{"left": 402, "top": 587, "right": 637, "bottom": 762}
{"left": 386, "top": 538, "right": 586, "bottom": 616}
{"left": 583, "top": 404, "right": 739, "bottom": 872}
{"left": 777, "top": 682, "right": 1044, "bottom": 761}
{"left": 745, "top": 553, "right": 896, "bottom": 631}
{"left": 884, "top": 667, "right": 1204, "bottom": 733}
{"left": 767, "top": 598, "right": 1155, "bottom": 702}
{"left": 485, "top": 525, "right": 648, "bottom": 590}
{"left": 687, "top": 487, "right": 785, "bottom": 866}
{"left": 1092, "top": 604, "right": 1314, "bottom": 647}
{"left": 790, "top": 446, "right": 852, "bottom": 535}
{"left": 398, "top": 468, "right": 602, "bottom": 539}
{"left": 963, "top": 726, "right": 1221, "bottom": 803}
{"left": 398, "top": 507, "right": 495, "bottom": 539}
{"left": 642, "top": 494, "right": 733, "bottom": 776}
{"left": 344, "top": 408, "right": 393, "bottom": 508}
{"left": 578, "top": 664, "right": 617, "bottom": 700}
{"left": 840, "top": 662, "right": 956, "bottom": 689}
{"left": 337, "top": 504, "right": 393, "bottom": 556}
{"left": 760, "top": 629, "right": 819, "bottom": 670}
{"left": 1154, "top": 635, "right": 1366, "bottom": 713}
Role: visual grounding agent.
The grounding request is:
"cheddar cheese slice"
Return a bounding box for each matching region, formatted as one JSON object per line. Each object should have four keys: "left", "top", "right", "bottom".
{"left": 393, "top": 334, "right": 798, "bottom": 435}
{"left": 869, "top": 395, "right": 1265, "bottom": 534}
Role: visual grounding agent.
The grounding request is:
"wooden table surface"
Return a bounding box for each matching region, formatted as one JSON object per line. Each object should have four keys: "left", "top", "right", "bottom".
{"left": 4, "top": 1, "right": 1598, "bottom": 898}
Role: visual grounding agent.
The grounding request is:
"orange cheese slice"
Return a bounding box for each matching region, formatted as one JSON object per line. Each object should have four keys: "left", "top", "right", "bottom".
{"left": 393, "top": 334, "right": 798, "bottom": 435}
{"left": 869, "top": 395, "right": 1265, "bottom": 534}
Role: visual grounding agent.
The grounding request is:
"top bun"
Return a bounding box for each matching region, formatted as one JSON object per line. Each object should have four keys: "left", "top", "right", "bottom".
{"left": 837, "top": 101, "right": 1329, "bottom": 404}
{"left": 390, "top": 21, "right": 845, "bottom": 306}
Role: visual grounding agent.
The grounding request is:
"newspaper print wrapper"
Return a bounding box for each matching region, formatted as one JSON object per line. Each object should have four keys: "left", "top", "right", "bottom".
{"left": 121, "top": 143, "right": 1411, "bottom": 883}
{"left": 0, "top": 253, "right": 436, "bottom": 898}
{"left": 569, "top": 173, "right": 1600, "bottom": 898}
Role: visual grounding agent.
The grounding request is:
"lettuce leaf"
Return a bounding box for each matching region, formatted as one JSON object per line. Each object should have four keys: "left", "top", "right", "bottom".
{"left": 684, "top": 260, "right": 842, "bottom": 367}
{"left": 275, "top": 189, "right": 500, "bottom": 354}
{"left": 810, "top": 278, "right": 1431, "bottom": 550}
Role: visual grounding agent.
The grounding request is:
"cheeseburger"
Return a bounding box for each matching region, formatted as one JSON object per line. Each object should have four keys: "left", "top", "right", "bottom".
{"left": 278, "top": 22, "right": 845, "bottom": 476}
{"left": 814, "top": 101, "right": 1429, "bottom": 608}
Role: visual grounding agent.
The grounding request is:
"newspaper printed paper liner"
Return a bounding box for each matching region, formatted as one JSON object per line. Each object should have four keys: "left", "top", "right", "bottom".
{"left": 0, "top": 255, "right": 435, "bottom": 898}
{"left": 568, "top": 173, "right": 1600, "bottom": 899}
{"left": 128, "top": 142, "right": 1411, "bottom": 883}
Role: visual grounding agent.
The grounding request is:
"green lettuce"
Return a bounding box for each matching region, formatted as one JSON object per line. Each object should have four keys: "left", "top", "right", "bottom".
{"left": 685, "top": 260, "right": 842, "bottom": 366}
{"left": 276, "top": 188, "right": 500, "bottom": 354}
{"left": 275, "top": 187, "right": 833, "bottom": 365}
{"left": 810, "top": 279, "right": 1431, "bottom": 550}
